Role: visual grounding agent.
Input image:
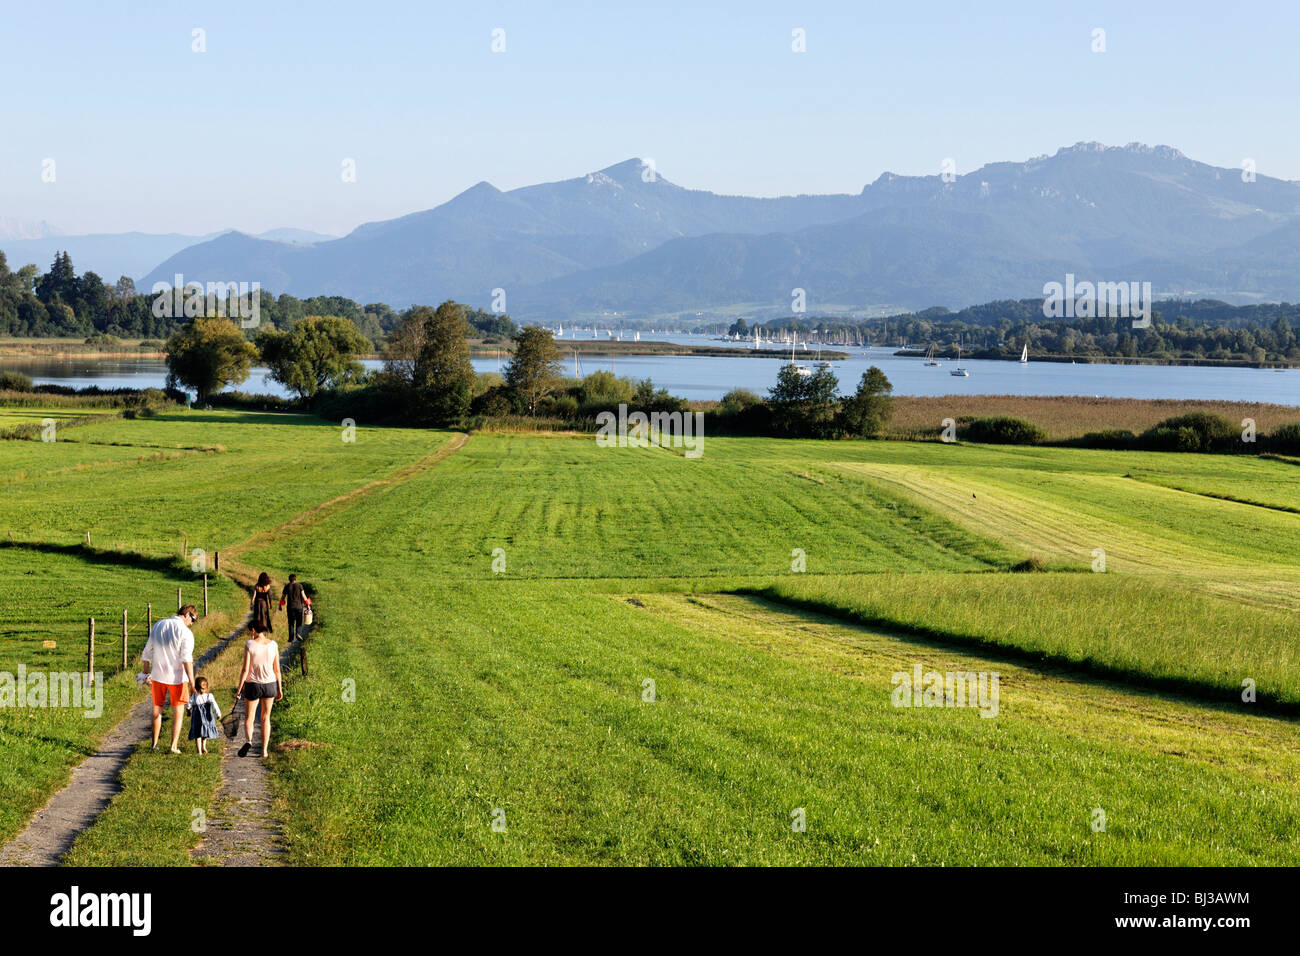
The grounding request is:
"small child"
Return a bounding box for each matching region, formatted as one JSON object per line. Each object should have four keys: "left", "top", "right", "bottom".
{"left": 187, "top": 676, "right": 223, "bottom": 754}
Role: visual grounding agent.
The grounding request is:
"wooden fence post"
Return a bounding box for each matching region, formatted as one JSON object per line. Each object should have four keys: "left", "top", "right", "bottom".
{"left": 147, "top": 602, "right": 153, "bottom": 634}
{"left": 122, "top": 609, "right": 128, "bottom": 670}
{"left": 214, "top": 551, "right": 220, "bottom": 573}
{"left": 177, "top": 586, "right": 183, "bottom": 612}
{"left": 203, "top": 574, "right": 209, "bottom": 617}
{"left": 87, "top": 618, "right": 95, "bottom": 685}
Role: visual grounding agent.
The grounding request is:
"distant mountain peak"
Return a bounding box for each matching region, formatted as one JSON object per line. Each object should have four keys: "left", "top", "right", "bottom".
{"left": 591, "top": 158, "right": 663, "bottom": 186}
{"left": 1054, "top": 141, "right": 1188, "bottom": 162}
{"left": 1057, "top": 140, "right": 1109, "bottom": 155}
{"left": 0, "top": 216, "right": 62, "bottom": 240}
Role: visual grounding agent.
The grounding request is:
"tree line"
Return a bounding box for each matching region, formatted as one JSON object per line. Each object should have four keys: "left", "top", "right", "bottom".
{"left": 0, "top": 251, "right": 515, "bottom": 345}
{"left": 729, "top": 298, "right": 1300, "bottom": 363}
{"left": 162, "top": 302, "right": 895, "bottom": 440}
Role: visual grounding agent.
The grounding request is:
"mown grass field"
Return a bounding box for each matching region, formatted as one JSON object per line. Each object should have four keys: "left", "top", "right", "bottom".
{"left": 3, "top": 403, "right": 1300, "bottom": 864}
{"left": 0, "top": 410, "right": 446, "bottom": 556}
{"left": 884, "top": 394, "right": 1300, "bottom": 440}
{"left": 0, "top": 407, "right": 116, "bottom": 429}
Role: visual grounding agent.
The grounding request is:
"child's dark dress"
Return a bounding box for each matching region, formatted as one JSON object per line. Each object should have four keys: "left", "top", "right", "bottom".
{"left": 251, "top": 586, "right": 273, "bottom": 634}
{"left": 188, "top": 694, "right": 221, "bottom": 740}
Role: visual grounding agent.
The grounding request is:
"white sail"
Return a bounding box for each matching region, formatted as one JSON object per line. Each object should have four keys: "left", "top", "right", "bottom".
{"left": 1020, "top": 344, "right": 1029, "bottom": 363}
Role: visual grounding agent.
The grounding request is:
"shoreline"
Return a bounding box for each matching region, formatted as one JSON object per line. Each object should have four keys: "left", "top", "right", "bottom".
{"left": 893, "top": 348, "right": 1300, "bottom": 370}
{"left": 469, "top": 339, "right": 852, "bottom": 359}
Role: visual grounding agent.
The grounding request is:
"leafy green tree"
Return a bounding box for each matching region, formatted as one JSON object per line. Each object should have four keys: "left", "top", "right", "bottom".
{"left": 257, "top": 315, "right": 372, "bottom": 402}
{"left": 14, "top": 264, "right": 38, "bottom": 295}
{"left": 165, "top": 316, "right": 258, "bottom": 402}
{"left": 504, "top": 326, "right": 562, "bottom": 416}
{"left": 35, "top": 251, "right": 77, "bottom": 306}
{"left": 837, "top": 366, "right": 893, "bottom": 437}
{"left": 111, "top": 276, "right": 137, "bottom": 302}
{"left": 382, "top": 301, "right": 475, "bottom": 425}
{"left": 767, "top": 364, "right": 839, "bottom": 437}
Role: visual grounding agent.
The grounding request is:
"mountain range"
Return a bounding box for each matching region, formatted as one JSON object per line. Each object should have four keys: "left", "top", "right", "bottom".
{"left": 0, "top": 228, "right": 337, "bottom": 285}
{"left": 9, "top": 143, "right": 1300, "bottom": 316}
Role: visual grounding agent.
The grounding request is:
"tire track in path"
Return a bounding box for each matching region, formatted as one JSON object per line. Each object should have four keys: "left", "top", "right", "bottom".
{"left": 192, "top": 431, "right": 469, "bottom": 866}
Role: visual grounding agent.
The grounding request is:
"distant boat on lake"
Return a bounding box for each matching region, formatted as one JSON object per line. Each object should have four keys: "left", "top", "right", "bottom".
{"left": 951, "top": 344, "right": 970, "bottom": 376}
{"left": 1020, "top": 343, "right": 1029, "bottom": 364}
{"left": 925, "top": 344, "right": 941, "bottom": 367}
{"left": 789, "top": 334, "right": 811, "bottom": 376}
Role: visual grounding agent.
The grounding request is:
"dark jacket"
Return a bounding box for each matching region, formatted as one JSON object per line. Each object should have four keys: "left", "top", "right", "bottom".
{"left": 281, "top": 580, "right": 306, "bottom": 610}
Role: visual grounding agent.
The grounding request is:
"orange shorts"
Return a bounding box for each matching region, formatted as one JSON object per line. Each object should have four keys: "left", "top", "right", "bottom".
{"left": 151, "top": 681, "right": 189, "bottom": 707}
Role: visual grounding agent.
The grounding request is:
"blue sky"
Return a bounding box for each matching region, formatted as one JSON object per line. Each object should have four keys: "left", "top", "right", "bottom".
{"left": 3, "top": 0, "right": 1297, "bottom": 236}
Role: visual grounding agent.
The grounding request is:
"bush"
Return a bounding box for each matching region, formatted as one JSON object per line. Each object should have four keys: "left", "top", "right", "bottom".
{"left": 84, "top": 332, "right": 121, "bottom": 347}
{"left": 1268, "top": 422, "right": 1300, "bottom": 455}
{"left": 579, "top": 371, "right": 636, "bottom": 406}
{"left": 207, "top": 390, "right": 301, "bottom": 412}
{"left": 0, "top": 370, "right": 35, "bottom": 392}
{"left": 313, "top": 384, "right": 400, "bottom": 424}
{"left": 138, "top": 339, "right": 165, "bottom": 351}
{"left": 470, "top": 384, "right": 513, "bottom": 418}
{"left": 546, "top": 395, "right": 580, "bottom": 419}
{"left": 1077, "top": 429, "right": 1138, "bottom": 450}
{"left": 961, "top": 416, "right": 1046, "bottom": 445}
{"left": 472, "top": 372, "right": 505, "bottom": 398}
{"left": 719, "top": 388, "right": 763, "bottom": 411}
{"left": 1140, "top": 412, "right": 1235, "bottom": 452}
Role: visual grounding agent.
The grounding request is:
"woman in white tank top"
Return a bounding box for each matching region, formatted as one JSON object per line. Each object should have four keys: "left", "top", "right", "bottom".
{"left": 236, "top": 626, "right": 282, "bottom": 758}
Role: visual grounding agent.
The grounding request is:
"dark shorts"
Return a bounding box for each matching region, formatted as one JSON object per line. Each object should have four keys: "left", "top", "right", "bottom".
{"left": 242, "top": 681, "right": 278, "bottom": 700}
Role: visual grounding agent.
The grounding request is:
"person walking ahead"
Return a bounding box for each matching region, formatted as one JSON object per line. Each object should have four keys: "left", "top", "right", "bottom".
{"left": 250, "top": 572, "right": 274, "bottom": 636}
{"left": 235, "top": 629, "right": 282, "bottom": 758}
{"left": 280, "top": 573, "right": 307, "bottom": 642}
{"left": 141, "top": 604, "right": 197, "bottom": 753}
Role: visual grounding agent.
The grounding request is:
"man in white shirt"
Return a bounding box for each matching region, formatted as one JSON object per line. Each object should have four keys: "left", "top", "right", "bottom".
{"left": 141, "top": 604, "right": 197, "bottom": 753}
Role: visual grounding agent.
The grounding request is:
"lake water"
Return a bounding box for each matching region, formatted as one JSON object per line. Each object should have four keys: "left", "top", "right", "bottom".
{"left": 5, "top": 336, "right": 1298, "bottom": 405}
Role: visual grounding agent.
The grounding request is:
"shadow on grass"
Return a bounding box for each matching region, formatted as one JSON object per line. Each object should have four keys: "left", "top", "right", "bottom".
{"left": 0, "top": 540, "right": 192, "bottom": 577}
{"left": 735, "top": 587, "right": 1300, "bottom": 721}
{"left": 157, "top": 411, "right": 321, "bottom": 427}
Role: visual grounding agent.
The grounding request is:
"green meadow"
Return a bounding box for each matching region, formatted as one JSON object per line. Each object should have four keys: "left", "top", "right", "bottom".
{"left": 3, "top": 405, "right": 1300, "bottom": 864}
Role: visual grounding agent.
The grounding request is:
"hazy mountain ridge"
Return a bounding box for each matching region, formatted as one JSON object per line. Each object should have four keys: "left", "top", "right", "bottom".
{"left": 0, "top": 228, "right": 338, "bottom": 285}
{"left": 115, "top": 144, "right": 1300, "bottom": 314}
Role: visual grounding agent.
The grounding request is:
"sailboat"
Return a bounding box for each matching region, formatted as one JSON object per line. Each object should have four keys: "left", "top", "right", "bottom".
{"left": 924, "top": 344, "right": 941, "bottom": 367}
{"left": 950, "top": 344, "right": 969, "bottom": 376}
{"left": 814, "top": 341, "right": 831, "bottom": 370}
{"left": 557, "top": 323, "right": 563, "bottom": 338}
{"left": 1019, "top": 343, "right": 1028, "bottom": 364}
{"left": 790, "top": 333, "right": 812, "bottom": 376}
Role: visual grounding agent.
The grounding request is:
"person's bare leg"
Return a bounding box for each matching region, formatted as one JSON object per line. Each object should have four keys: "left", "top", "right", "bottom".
{"left": 244, "top": 699, "right": 257, "bottom": 745}
{"left": 151, "top": 704, "right": 162, "bottom": 747}
{"left": 169, "top": 703, "right": 185, "bottom": 752}
{"left": 259, "top": 698, "right": 274, "bottom": 757}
